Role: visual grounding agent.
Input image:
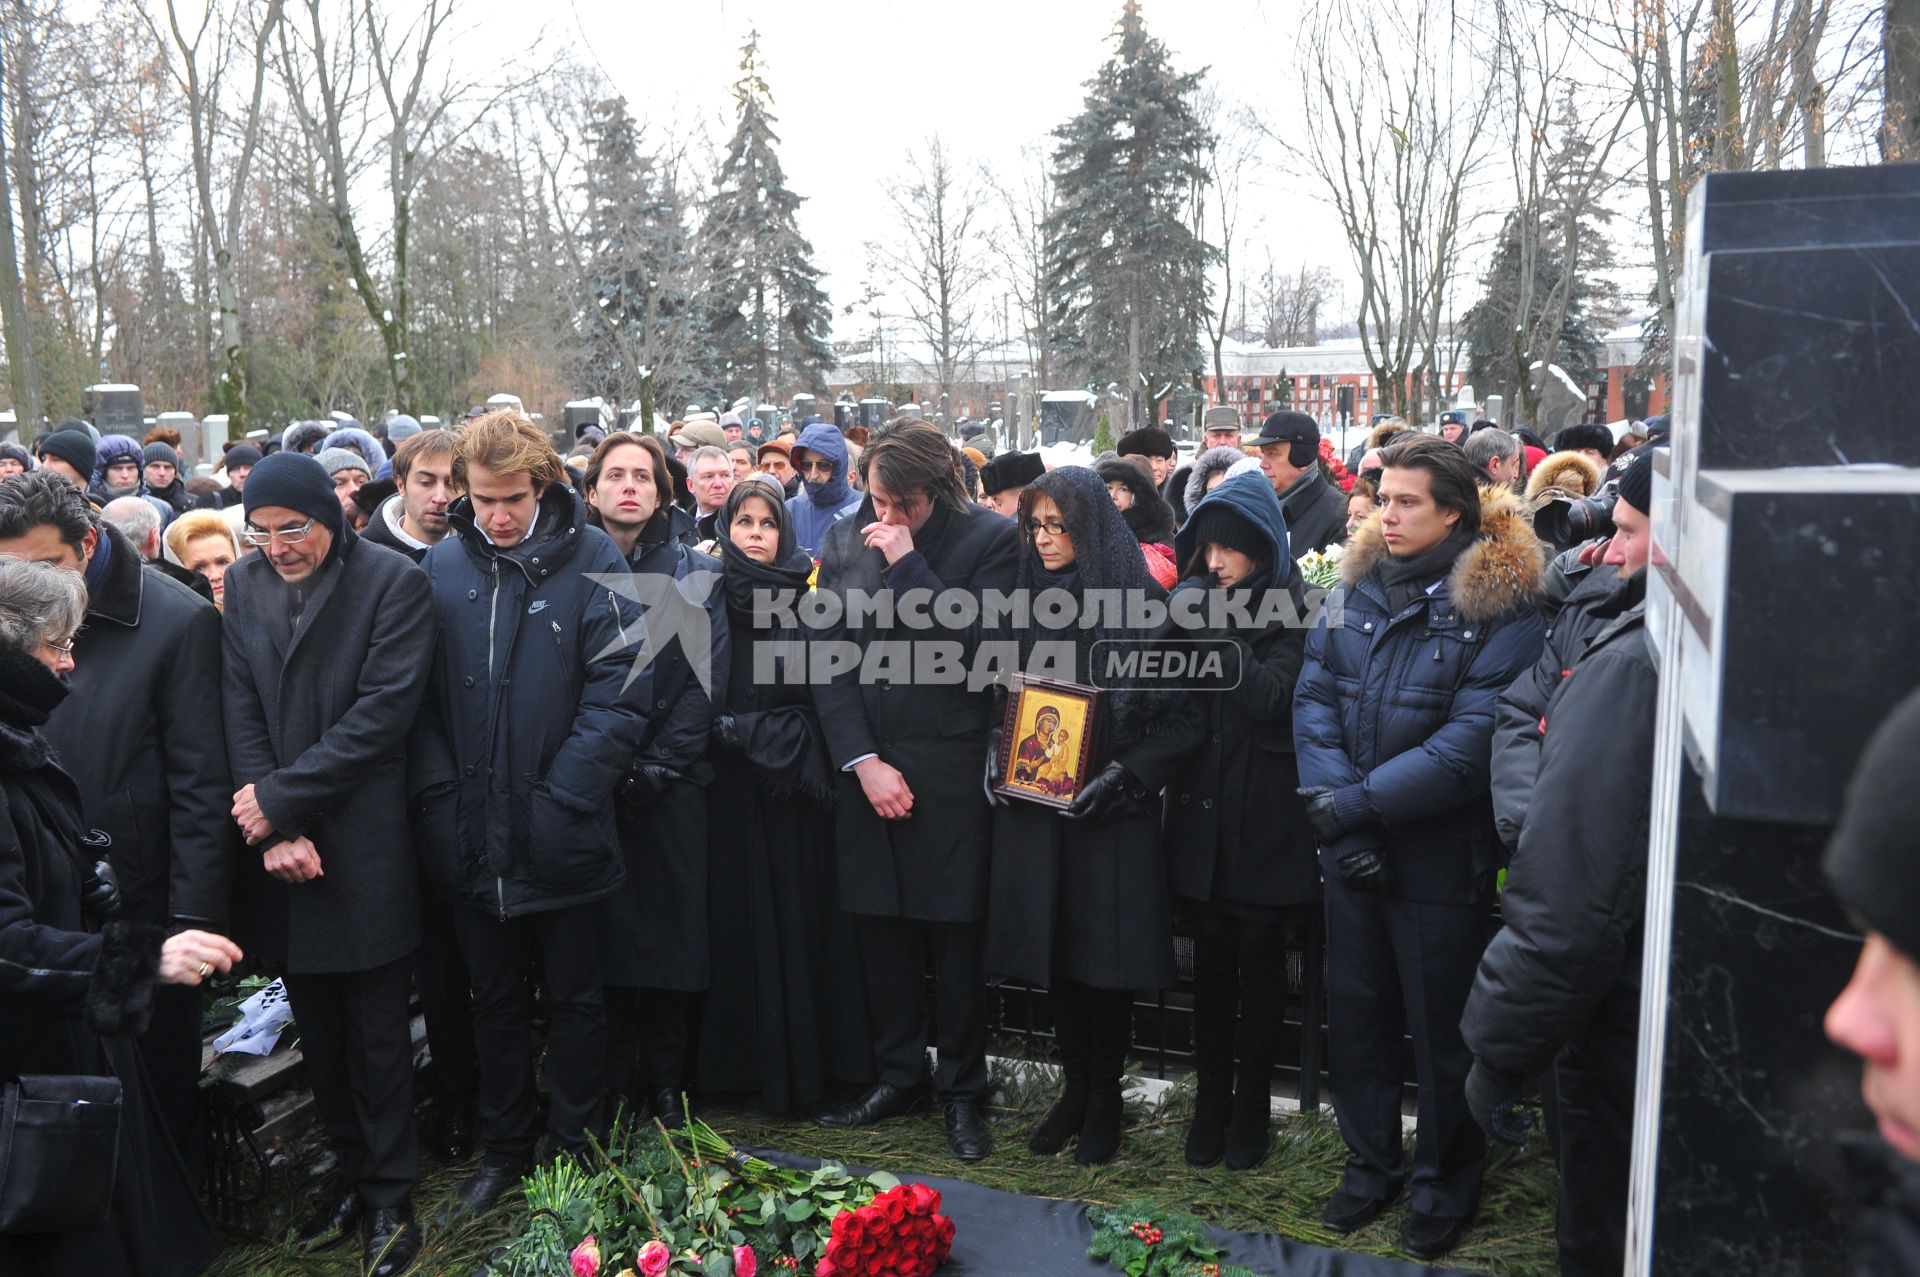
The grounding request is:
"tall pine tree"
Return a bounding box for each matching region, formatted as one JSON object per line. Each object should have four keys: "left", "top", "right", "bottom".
{"left": 700, "top": 31, "right": 834, "bottom": 404}
{"left": 582, "top": 98, "right": 707, "bottom": 423}
{"left": 1045, "top": 1, "right": 1214, "bottom": 426}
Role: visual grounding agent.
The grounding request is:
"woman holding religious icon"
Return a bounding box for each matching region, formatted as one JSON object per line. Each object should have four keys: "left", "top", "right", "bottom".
{"left": 983, "top": 464, "right": 1204, "bottom": 1167}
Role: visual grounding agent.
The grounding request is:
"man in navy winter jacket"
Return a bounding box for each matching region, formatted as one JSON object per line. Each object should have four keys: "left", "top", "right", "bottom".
{"left": 413, "top": 410, "right": 651, "bottom": 1221}
{"left": 1293, "top": 434, "right": 1545, "bottom": 1260}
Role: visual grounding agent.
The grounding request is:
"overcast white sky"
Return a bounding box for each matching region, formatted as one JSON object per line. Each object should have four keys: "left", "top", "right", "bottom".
{"left": 486, "top": 0, "right": 1355, "bottom": 341}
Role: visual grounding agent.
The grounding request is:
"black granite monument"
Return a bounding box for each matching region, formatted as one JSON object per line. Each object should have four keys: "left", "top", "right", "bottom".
{"left": 1632, "top": 165, "right": 1920, "bottom": 1272}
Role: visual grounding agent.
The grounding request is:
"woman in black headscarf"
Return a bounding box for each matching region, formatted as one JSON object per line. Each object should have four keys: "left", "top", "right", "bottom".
{"left": 697, "top": 478, "right": 873, "bottom": 1112}
{"left": 984, "top": 465, "right": 1205, "bottom": 1165}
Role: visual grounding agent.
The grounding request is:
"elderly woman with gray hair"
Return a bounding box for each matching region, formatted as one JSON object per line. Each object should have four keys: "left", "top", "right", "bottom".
{"left": 0, "top": 557, "right": 239, "bottom": 1275}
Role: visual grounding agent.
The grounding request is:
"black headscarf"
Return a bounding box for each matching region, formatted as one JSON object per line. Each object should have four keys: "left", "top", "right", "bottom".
{"left": 1009, "top": 465, "right": 1170, "bottom": 744}
{"left": 716, "top": 477, "right": 811, "bottom": 615}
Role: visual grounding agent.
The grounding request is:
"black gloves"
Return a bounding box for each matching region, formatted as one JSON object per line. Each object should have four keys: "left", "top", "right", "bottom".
{"left": 1466, "top": 1060, "right": 1535, "bottom": 1146}
{"left": 619, "top": 763, "right": 681, "bottom": 808}
{"left": 81, "top": 859, "right": 123, "bottom": 922}
{"left": 1063, "top": 761, "right": 1145, "bottom": 823}
{"left": 710, "top": 714, "right": 742, "bottom": 752}
{"left": 1299, "top": 784, "right": 1375, "bottom": 844}
{"left": 983, "top": 724, "right": 1009, "bottom": 808}
{"left": 1333, "top": 844, "right": 1397, "bottom": 895}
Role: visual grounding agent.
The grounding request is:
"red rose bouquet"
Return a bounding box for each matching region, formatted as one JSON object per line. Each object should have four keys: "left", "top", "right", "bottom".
{"left": 815, "top": 1183, "right": 955, "bottom": 1277}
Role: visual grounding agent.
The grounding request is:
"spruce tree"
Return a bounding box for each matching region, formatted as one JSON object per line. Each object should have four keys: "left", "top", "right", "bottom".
{"left": 700, "top": 30, "right": 835, "bottom": 404}
{"left": 582, "top": 97, "right": 707, "bottom": 419}
{"left": 1044, "top": 1, "right": 1214, "bottom": 426}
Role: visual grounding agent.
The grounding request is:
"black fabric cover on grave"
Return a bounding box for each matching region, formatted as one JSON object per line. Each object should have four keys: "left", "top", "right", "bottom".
{"left": 754, "top": 1152, "right": 1472, "bottom": 1277}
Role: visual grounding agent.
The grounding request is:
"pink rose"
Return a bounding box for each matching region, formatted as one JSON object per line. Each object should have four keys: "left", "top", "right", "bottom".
{"left": 733, "top": 1243, "right": 757, "bottom": 1277}
{"left": 636, "top": 1239, "right": 671, "bottom": 1277}
{"left": 571, "top": 1235, "right": 602, "bottom": 1277}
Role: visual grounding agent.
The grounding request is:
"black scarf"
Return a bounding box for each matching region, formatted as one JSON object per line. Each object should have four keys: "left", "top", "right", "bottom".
{"left": 0, "top": 649, "right": 69, "bottom": 730}
{"left": 1377, "top": 526, "right": 1473, "bottom": 614}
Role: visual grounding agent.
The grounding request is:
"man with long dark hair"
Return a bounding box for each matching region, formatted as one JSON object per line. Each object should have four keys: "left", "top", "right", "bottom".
{"left": 812, "top": 420, "right": 1017, "bottom": 1160}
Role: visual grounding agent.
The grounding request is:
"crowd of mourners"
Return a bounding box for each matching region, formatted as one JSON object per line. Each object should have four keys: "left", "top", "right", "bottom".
{"left": 1, "top": 400, "right": 1915, "bottom": 1277}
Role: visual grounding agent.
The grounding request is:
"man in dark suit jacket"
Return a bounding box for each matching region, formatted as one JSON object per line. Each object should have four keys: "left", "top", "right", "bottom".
{"left": 0, "top": 471, "right": 230, "bottom": 1175}
{"left": 812, "top": 420, "right": 1018, "bottom": 1161}
{"left": 222, "top": 452, "right": 437, "bottom": 1277}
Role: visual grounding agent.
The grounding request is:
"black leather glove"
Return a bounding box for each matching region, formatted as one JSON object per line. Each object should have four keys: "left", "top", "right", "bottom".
{"left": 1299, "top": 784, "right": 1374, "bottom": 844}
{"left": 711, "top": 714, "right": 742, "bottom": 752}
{"left": 1333, "top": 844, "right": 1397, "bottom": 895}
{"left": 1466, "top": 1060, "right": 1535, "bottom": 1146}
{"left": 619, "top": 763, "right": 680, "bottom": 808}
{"left": 81, "top": 859, "right": 123, "bottom": 922}
{"left": 983, "top": 724, "right": 1009, "bottom": 808}
{"left": 1063, "top": 761, "right": 1144, "bottom": 824}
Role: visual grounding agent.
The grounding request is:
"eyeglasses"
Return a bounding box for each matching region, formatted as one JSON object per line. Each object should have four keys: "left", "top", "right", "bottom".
{"left": 1022, "top": 518, "right": 1068, "bottom": 537}
{"left": 241, "top": 518, "right": 317, "bottom": 547}
{"left": 798, "top": 460, "right": 836, "bottom": 477}
{"left": 40, "top": 634, "right": 76, "bottom": 656}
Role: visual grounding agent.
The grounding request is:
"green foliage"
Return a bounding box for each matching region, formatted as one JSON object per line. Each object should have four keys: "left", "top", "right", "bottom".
{"left": 1045, "top": 3, "right": 1215, "bottom": 395}
{"left": 1092, "top": 413, "right": 1116, "bottom": 456}
{"left": 1086, "top": 1201, "right": 1259, "bottom": 1277}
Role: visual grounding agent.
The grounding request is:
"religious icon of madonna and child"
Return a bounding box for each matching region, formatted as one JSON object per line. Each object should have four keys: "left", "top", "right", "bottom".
{"left": 996, "top": 677, "right": 1101, "bottom": 810}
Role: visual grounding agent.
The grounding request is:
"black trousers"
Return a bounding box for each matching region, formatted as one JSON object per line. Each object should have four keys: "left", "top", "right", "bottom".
{"left": 453, "top": 903, "right": 606, "bottom": 1166}
{"left": 281, "top": 954, "right": 419, "bottom": 1208}
{"left": 853, "top": 915, "right": 989, "bottom": 1103}
{"left": 604, "top": 986, "right": 699, "bottom": 1101}
{"left": 415, "top": 892, "right": 477, "bottom": 1114}
{"left": 1554, "top": 986, "right": 1638, "bottom": 1276}
{"left": 1324, "top": 878, "right": 1491, "bottom": 1219}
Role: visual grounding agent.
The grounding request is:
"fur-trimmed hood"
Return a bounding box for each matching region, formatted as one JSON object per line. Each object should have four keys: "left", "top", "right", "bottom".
{"left": 1523, "top": 450, "right": 1604, "bottom": 502}
{"left": 1341, "top": 483, "right": 1545, "bottom": 624}
{"left": 1366, "top": 422, "right": 1409, "bottom": 452}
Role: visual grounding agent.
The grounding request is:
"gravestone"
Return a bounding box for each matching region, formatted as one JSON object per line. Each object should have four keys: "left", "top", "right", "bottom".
{"left": 1630, "top": 164, "right": 1920, "bottom": 1273}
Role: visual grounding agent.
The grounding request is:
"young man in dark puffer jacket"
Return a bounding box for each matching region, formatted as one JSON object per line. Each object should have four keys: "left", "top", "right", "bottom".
{"left": 1294, "top": 434, "right": 1546, "bottom": 1260}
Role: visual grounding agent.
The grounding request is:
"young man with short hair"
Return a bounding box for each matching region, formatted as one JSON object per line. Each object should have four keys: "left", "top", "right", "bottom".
{"left": 414, "top": 410, "right": 651, "bottom": 1219}
{"left": 1294, "top": 433, "right": 1547, "bottom": 1260}
{"left": 363, "top": 430, "right": 461, "bottom": 563}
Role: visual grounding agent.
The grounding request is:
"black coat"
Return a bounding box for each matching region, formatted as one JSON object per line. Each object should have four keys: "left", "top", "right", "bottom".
{"left": 149, "top": 478, "right": 195, "bottom": 517}
{"left": 1490, "top": 561, "right": 1624, "bottom": 850}
{"left": 1294, "top": 487, "right": 1547, "bottom": 904}
{"left": 1463, "top": 593, "right": 1654, "bottom": 1080}
{"left": 414, "top": 483, "right": 652, "bottom": 919}
{"left": 814, "top": 499, "right": 1019, "bottom": 922}
{"left": 1164, "top": 587, "right": 1317, "bottom": 910}
{"left": 699, "top": 558, "right": 872, "bottom": 1109}
{"left": 0, "top": 660, "right": 220, "bottom": 1277}
{"left": 223, "top": 530, "right": 437, "bottom": 973}
{"left": 42, "top": 522, "right": 231, "bottom": 929}
{"left": 1281, "top": 468, "right": 1349, "bottom": 557}
{"left": 597, "top": 508, "right": 726, "bottom": 991}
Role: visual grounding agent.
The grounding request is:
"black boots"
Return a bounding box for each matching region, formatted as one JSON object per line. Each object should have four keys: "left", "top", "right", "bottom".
{"left": 1028, "top": 984, "right": 1133, "bottom": 1165}
{"left": 1186, "top": 918, "right": 1284, "bottom": 1172}
{"left": 1029, "top": 985, "right": 1092, "bottom": 1155}
{"left": 1075, "top": 989, "right": 1133, "bottom": 1166}
{"left": 364, "top": 1201, "right": 420, "bottom": 1277}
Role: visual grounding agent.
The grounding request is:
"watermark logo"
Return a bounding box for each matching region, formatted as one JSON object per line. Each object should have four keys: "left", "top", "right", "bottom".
{"left": 588, "top": 568, "right": 722, "bottom": 696}
{"left": 1090, "top": 639, "right": 1243, "bottom": 691}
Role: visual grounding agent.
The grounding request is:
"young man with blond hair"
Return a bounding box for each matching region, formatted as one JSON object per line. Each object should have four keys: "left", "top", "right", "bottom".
{"left": 413, "top": 410, "right": 652, "bottom": 1218}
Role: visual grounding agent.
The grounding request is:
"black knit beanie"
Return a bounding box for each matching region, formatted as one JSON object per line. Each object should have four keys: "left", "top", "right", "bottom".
{"left": 224, "top": 443, "right": 264, "bottom": 470}
{"left": 1183, "top": 501, "right": 1269, "bottom": 565}
{"left": 1825, "top": 686, "right": 1920, "bottom": 962}
{"left": 35, "top": 429, "right": 96, "bottom": 478}
{"left": 242, "top": 451, "right": 344, "bottom": 539}
{"left": 143, "top": 441, "right": 180, "bottom": 470}
{"left": 1616, "top": 449, "right": 1654, "bottom": 515}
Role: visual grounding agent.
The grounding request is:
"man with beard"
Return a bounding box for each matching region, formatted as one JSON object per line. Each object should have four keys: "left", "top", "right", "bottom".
{"left": 363, "top": 430, "right": 460, "bottom": 564}
{"left": 812, "top": 420, "right": 1018, "bottom": 1161}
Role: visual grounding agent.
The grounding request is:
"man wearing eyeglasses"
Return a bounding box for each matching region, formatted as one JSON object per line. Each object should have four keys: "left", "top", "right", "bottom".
{"left": 786, "top": 421, "right": 863, "bottom": 557}
{"left": 0, "top": 469, "right": 231, "bottom": 1184}
{"left": 220, "top": 451, "right": 438, "bottom": 1277}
